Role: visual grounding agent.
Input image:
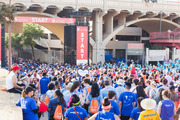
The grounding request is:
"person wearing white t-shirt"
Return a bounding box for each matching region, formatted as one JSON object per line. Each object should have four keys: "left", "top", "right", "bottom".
{"left": 165, "top": 72, "right": 173, "bottom": 85}
{"left": 6, "top": 66, "right": 24, "bottom": 93}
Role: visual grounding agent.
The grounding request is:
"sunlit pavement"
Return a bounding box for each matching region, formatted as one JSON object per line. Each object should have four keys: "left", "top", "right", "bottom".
{"left": 40, "top": 112, "right": 48, "bottom": 120}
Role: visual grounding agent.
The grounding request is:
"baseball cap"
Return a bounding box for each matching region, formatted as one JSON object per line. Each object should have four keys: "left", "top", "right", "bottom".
{"left": 12, "top": 66, "right": 21, "bottom": 71}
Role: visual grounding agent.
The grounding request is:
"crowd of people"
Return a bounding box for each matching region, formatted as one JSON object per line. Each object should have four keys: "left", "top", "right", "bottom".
{"left": 4, "top": 58, "right": 180, "bottom": 120}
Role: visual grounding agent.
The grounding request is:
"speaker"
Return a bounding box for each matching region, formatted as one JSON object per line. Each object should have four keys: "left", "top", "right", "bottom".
{"left": 64, "top": 25, "right": 76, "bottom": 64}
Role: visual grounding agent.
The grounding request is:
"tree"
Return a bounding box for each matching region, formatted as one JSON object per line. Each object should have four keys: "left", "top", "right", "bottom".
{"left": 22, "top": 23, "right": 44, "bottom": 59}
{"left": 5, "top": 33, "right": 23, "bottom": 57}
{"left": 0, "top": 4, "right": 15, "bottom": 24}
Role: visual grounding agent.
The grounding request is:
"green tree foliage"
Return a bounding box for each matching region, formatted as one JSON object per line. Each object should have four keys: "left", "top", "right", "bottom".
{"left": 21, "top": 23, "right": 44, "bottom": 59}
{"left": 5, "top": 23, "right": 44, "bottom": 59}
{"left": 5, "top": 33, "right": 23, "bottom": 56}
{"left": 0, "top": 4, "right": 15, "bottom": 24}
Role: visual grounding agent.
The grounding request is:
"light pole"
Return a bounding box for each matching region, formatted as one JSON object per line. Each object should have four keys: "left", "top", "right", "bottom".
{"left": 160, "top": 11, "right": 162, "bottom": 38}
{"left": 8, "top": 0, "right": 12, "bottom": 71}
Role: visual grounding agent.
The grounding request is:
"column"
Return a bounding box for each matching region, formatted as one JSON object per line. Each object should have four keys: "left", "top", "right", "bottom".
{"left": 146, "top": 48, "right": 149, "bottom": 65}
{"left": 92, "top": 11, "right": 106, "bottom": 63}
{"left": 104, "top": 12, "right": 119, "bottom": 35}
{"left": 112, "top": 49, "right": 116, "bottom": 58}
{"left": 166, "top": 48, "right": 170, "bottom": 60}
{"left": 172, "top": 47, "right": 176, "bottom": 62}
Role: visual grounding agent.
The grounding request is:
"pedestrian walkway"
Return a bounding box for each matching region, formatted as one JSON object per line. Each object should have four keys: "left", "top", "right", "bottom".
{"left": 0, "top": 70, "right": 23, "bottom": 120}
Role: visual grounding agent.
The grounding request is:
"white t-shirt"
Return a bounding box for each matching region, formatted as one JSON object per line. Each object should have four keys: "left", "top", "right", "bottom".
{"left": 116, "top": 86, "right": 125, "bottom": 99}
{"left": 6, "top": 71, "right": 15, "bottom": 90}
{"left": 165, "top": 75, "right": 172, "bottom": 84}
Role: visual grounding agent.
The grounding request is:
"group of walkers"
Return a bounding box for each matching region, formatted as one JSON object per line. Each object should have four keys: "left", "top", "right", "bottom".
{"left": 4, "top": 58, "right": 180, "bottom": 120}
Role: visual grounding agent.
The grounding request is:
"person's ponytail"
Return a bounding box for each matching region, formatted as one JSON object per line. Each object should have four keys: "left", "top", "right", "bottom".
{"left": 54, "top": 89, "right": 65, "bottom": 105}
{"left": 22, "top": 90, "right": 26, "bottom": 98}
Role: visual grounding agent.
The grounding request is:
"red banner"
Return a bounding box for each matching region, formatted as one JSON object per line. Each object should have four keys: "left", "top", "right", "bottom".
{"left": 0, "top": 24, "right": 1, "bottom": 68}
{"left": 12, "top": 17, "right": 76, "bottom": 24}
{"left": 76, "top": 26, "right": 88, "bottom": 65}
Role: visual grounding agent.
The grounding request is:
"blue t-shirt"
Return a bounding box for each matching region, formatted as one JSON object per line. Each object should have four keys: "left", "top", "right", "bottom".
{"left": 40, "top": 77, "right": 50, "bottom": 94}
{"left": 160, "top": 100, "right": 174, "bottom": 120}
{"left": 100, "top": 86, "right": 117, "bottom": 98}
{"left": 48, "top": 97, "right": 66, "bottom": 118}
{"left": 16, "top": 97, "right": 38, "bottom": 120}
{"left": 95, "top": 111, "right": 115, "bottom": 120}
{"left": 99, "top": 100, "right": 120, "bottom": 115}
{"left": 65, "top": 106, "right": 88, "bottom": 120}
{"left": 119, "top": 91, "right": 136, "bottom": 116}
{"left": 130, "top": 107, "right": 144, "bottom": 120}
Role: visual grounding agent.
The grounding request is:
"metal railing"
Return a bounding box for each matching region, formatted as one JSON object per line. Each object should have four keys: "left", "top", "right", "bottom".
{"left": 150, "top": 30, "right": 180, "bottom": 42}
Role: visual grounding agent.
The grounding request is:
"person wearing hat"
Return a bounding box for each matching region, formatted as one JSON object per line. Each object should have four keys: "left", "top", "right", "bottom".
{"left": 119, "top": 82, "right": 136, "bottom": 120}
{"left": 138, "top": 98, "right": 160, "bottom": 120}
{"left": 6, "top": 65, "right": 24, "bottom": 93}
{"left": 16, "top": 86, "right": 40, "bottom": 120}
{"left": 115, "top": 79, "right": 125, "bottom": 103}
{"left": 88, "top": 97, "right": 120, "bottom": 120}
{"left": 157, "top": 89, "right": 176, "bottom": 120}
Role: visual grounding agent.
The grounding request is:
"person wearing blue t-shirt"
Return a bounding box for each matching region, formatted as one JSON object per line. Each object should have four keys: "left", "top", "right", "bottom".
{"left": 65, "top": 94, "right": 88, "bottom": 120}
{"left": 100, "top": 80, "right": 117, "bottom": 99}
{"left": 86, "top": 83, "right": 102, "bottom": 115}
{"left": 88, "top": 97, "right": 120, "bottom": 120}
{"left": 157, "top": 90, "right": 176, "bottom": 120}
{"left": 119, "top": 82, "right": 136, "bottom": 120}
{"left": 99, "top": 91, "right": 120, "bottom": 117}
{"left": 130, "top": 97, "right": 144, "bottom": 120}
{"left": 48, "top": 89, "right": 66, "bottom": 120}
{"left": 39, "top": 72, "right": 50, "bottom": 101}
{"left": 16, "top": 86, "right": 39, "bottom": 120}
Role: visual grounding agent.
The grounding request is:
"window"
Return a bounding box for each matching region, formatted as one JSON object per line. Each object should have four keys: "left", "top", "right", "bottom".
{"left": 42, "top": 34, "right": 48, "bottom": 39}
{"left": 142, "top": 30, "right": 149, "bottom": 37}
{"left": 105, "top": 49, "right": 113, "bottom": 55}
{"left": 116, "top": 49, "right": 126, "bottom": 59}
{"left": 116, "top": 35, "right": 140, "bottom": 41}
{"left": 51, "top": 34, "right": 59, "bottom": 40}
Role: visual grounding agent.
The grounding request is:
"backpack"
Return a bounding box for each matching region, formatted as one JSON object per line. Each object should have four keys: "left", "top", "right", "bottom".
{"left": 44, "top": 96, "right": 50, "bottom": 105}
{"left": 54, "top": 105, "right": 62, "bottom": 120}
{"left": 90, "top": 99, "right": 99, "bottom": 114}
{"left": 87, "top": 87, "right": 92, "bottom": 93}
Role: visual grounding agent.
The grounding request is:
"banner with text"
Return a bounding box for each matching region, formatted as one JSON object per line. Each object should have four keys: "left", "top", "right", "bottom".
{"left": 11, "top": 17, "right": 76, "bottom": 24}
{"left": 76, "top": 26, "right": 88, "bottom": 65}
